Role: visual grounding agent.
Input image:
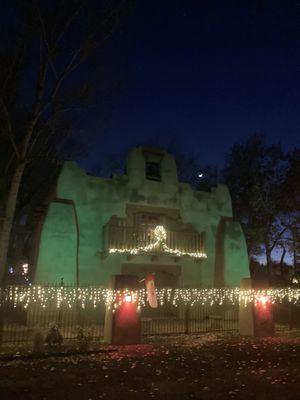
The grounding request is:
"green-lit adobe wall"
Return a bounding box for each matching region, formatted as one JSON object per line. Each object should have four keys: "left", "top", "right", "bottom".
{"left": 35, "top": 147, "right": 249, "bottom": 287}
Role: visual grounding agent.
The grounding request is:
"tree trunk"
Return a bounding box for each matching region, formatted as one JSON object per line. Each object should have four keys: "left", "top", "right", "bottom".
{"left": 279, "top": 246, "right": 286, "bottom": 274}
{"left": 0, "top": 162, "right": 26, "bottom": 284}
{"left": 292, "top": 229, "right": 297, "bottom": 270}
{"left": 266, "top": 248, "right": 273, "bottom": 277}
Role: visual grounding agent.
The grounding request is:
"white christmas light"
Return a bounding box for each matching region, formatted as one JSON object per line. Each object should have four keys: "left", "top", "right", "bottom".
{"left": 109, "top": 225, "right": 207, "bottom": 259}
{"left": 22, "top": 263, "right": 29, "bottom": 275}
{"left": 2, "top": 286, "right": 300, "bottom": 310}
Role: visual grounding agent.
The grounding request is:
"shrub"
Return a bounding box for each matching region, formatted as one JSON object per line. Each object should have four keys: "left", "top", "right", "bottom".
{"left": 45, "top": 324, "right": 63, "bottom": 348}
{"left": 76, "top": 327, "right": 92, "bottom": 352}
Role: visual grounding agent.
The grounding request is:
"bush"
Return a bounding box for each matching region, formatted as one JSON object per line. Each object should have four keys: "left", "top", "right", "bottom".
{"left": 45, "top": 324, "right": 63, "bottom": 348}
{"left": 76, "top": 327, "right": 92, "bottom": 352}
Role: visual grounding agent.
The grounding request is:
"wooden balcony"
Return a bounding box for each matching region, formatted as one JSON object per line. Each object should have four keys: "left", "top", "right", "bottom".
{"left": 103, "top": 224, "right": 206, "bottom": 258}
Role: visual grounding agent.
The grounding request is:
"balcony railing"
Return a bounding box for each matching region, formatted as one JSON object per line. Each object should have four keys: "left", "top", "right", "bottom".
{"left": 103, "top": 224, "right": 206, "bottom": 258}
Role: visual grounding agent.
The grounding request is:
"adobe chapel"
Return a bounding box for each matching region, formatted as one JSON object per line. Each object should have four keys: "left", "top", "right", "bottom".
{"left": 35, "top": 147, "right": 249, "bottom": 287}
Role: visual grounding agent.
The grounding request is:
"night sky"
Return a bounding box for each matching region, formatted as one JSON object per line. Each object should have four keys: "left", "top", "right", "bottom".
{"left": 79, "top": 0, "right": 300, "bottom": 173}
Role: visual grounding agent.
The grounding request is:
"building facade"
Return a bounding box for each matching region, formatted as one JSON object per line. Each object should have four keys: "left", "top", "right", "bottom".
{"left": 35, "top": 147, "right": 249, "bottom": 287}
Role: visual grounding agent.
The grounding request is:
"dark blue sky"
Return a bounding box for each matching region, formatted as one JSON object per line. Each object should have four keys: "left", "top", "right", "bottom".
{"left": 79, "top": 0, "right": 300, "bottom": 171}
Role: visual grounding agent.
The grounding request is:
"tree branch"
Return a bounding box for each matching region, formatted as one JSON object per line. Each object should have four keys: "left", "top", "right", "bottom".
{"left": 36, "top": 7, "right": 59, "bottom": 80}
{"left": 269, "top": 226, "right": 288, "bottom": 253}
{"left": 20, "top": 31, "right": 49, "bottom": 160}
{"left": 35, "top": 47, "right": 82, "bottom": 120}
{"left": 0, "top": 97, "right": 20, "bottom": 159}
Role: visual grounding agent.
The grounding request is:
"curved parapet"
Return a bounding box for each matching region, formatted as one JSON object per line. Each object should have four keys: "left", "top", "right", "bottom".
{"left": 57, "top": 161, "right": 87, "bottom": 204}
{"left": 160, "top": 152, "right": 178, "bottom": 186}
{"left": 35, "top": 202, "right": 77, "bottom": 283}
{"left": 126, "top": 147, "right": 145, "bottom": 187}
{"left": 214, "top": 218, "right": 249, "bottom": 287}
{"left": 213, "top": 184, "right": 233, "bottom": 218}
{"left": 223, "top": 220, "right": 249, "bottom": 286}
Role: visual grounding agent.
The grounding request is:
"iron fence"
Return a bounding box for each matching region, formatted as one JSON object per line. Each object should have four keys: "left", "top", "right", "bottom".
{"left": 1, "top": 294, "right": 238, "bottom": 347}
{"left": 1, "top": 285, "right": 300, "bottom": 349}
{"left": 273, "top": 302, "right": 300, "bottom": 330}
{"left": 141, "top": 303, "right": 239, "bottom": 336}
{"left": 2, "top": 299, "right": 105, "bottom": 345}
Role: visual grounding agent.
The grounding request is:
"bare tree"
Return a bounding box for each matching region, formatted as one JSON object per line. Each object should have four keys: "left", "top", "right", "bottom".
{"left": 223, "top": 135, "right": 300, "bottom": 279}
{"left": 283, "top": 149, "right": 300, "bottom": 270}
{"left": 223, "top": 135, "right": 288, "bottom": 276}
{"left": 0, "top": 0, "right": 134, "bottom": 282}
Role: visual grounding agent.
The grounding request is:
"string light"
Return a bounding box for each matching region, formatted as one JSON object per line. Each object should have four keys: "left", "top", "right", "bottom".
{"left": 2, "top": 286, "right": 300, "bottom": 309}
{"left": 22, "top": 263, "right": 29, "bottom": 275}
{"left": 109, "top": 225, "right": 207, "bottom": 259}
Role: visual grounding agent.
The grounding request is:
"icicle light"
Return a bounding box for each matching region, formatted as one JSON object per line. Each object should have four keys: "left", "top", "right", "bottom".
{"left": 2, "top": 286, "right": 300, "bottom": 309}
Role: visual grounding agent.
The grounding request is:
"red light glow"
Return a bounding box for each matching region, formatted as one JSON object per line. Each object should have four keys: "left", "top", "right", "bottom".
{"left": 256, "top": 294, "right": 269, "bottom": 308}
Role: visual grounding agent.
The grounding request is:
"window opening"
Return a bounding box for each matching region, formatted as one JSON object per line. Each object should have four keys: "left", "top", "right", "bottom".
{"left": 146, "top": 161, "right": 161, "bottom": 181}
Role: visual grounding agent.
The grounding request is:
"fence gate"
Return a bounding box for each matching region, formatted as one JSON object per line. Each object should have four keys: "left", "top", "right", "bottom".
{"left": 141, "top": 302, "right": 239, "bottom": 338}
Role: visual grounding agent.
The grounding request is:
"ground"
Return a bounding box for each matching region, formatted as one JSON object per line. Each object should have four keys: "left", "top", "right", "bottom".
{"left": 1, "top": 334, "right": 300, "bottom": 400}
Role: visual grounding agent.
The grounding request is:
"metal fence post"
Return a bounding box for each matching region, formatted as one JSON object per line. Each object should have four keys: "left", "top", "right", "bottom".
{"left": 0, "top": 286, "right": 4, "bottom": 349}
{"left": 184, "top": 304, "right": 190, "bottom": 334}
